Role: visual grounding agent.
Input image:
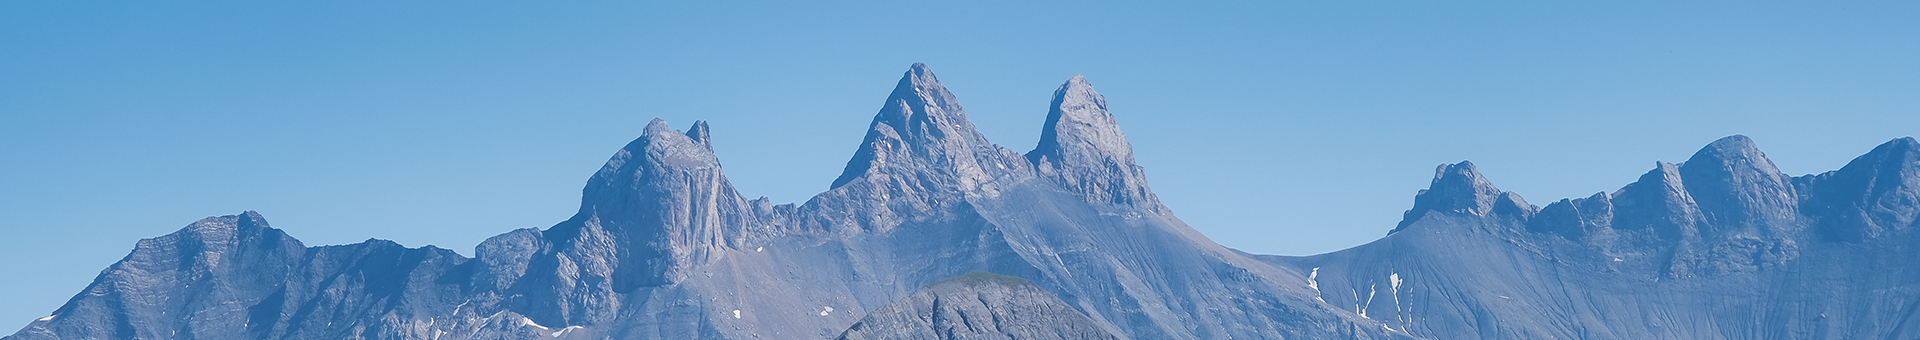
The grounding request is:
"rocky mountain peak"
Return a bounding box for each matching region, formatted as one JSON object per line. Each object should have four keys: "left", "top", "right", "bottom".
{"left": 1610, "top": 162, "right": 1704, "bottom": 241}
{"left": 869, "top": 63, "right": 970, "bottom": 143}
{"left": 1808, "top": 137, "right": 1920, "bottom": 241}
{"left": 17, "top": 212, "right": 309, "bottom": 340}
{"left": 1677, "top": 135, "right": 1799, "bottom": 235}
{"left": 559, "top": 118, "right": 749, "bottom": 293}
{"left": 685, "top": 120, "right": 713, "bottom": 151}
{"left": 831, "top": 63, "right": 1027, "bottom": 191}
{"left": 581, "top": 118, "right": 724, "bottom": 191}
{"left": 1392, "top": 161, "right": 1526, "bottom": 233}
{"left": 155, "top": 211, "right": 288, "bottom": 262}
{"left": 1026, "top": 75, "right": 1160, "bottom": 210}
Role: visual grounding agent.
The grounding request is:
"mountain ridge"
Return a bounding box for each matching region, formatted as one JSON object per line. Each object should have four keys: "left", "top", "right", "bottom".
{"left": 10, "top": 63, "right": 1919, "bottom": 340}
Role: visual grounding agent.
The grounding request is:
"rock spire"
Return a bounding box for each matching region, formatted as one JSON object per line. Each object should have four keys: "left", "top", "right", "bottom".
{"left": 1026, "top": 75, "right": 1161, "bottom": 210}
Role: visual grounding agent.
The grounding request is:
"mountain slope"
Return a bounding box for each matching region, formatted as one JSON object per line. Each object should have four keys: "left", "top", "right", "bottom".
{"left": 834, "top": 272, "right": 1121, "bottom": 340}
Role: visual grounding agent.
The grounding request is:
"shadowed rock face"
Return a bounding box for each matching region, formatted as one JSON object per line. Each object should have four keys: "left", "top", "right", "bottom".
{"left": 11, "top": 64, "right": 1919, "bottom": 340}
{"left": 835, "top": 272, "right": 1121, "bottom": 340}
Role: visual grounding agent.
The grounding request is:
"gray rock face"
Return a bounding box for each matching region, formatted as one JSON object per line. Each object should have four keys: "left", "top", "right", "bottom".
{"left": 1026, "top": 75, "right": 1160, "bottom": 211}
{"left": 1803, "top": 137, "right": 1920, "bottom": 241}
{"left": 1680, "top": 136, "right": 1800, "bottom": 236}
{"left": 1391, "top": 161, "right": 1532, "bottom": 233}
{"left": 829, "top": 63, "right": 1033, "bottom": 220}
{"left": 501, "top": 116, "right": 764, "bottom": 328}
{"left": 8, "top": 212, "right": 476, "bottom": 340}
{"left": 835, "top": 272, "right": 1121, "bottom": 340}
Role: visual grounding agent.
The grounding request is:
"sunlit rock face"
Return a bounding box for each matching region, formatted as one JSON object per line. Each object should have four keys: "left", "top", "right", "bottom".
{"left": 11, "top": 64, "right": 1919, "bottom": 340}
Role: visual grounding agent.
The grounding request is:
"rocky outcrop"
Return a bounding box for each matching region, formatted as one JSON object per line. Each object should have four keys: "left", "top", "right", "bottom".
{"left": 512, "top": 118, "right": 763, "bottom": 327}
{"left": 1025, "top": 75, "right": 1161, "bottom": 212}
{"left": 1390, "top": 161, "right": 1533, "bottom": 233}
{"left": 1678, "top": 135, "right": 1801, "bottom": 236}
{"left": 815, "top": 63, "right": 1035, "bottom": 233}
{"left": 835, "top": 272, "right": 1121, "bottom": 340}
{"left": 10, "top": 212, "right": 475, "bottom": 340}
{"left": 1527, "top": 191, "right": 1613, "bottom": 241}
{"left": 1611, "top": 161, "right": 1706, "bottom": 243}
{"left": 10, "top": 212, "right": 305, "bottom": 340}
{"left": 1803, "top": 137, "right": 1920, "bottom": 241}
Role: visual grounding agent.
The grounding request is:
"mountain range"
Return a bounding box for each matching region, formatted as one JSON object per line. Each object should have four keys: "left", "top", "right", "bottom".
{"left": 9, "top": 64, "right": 1918, "bottom": 340}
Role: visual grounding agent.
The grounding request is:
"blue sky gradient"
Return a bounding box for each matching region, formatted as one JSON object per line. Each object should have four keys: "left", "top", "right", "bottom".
{"left": 3, "top": 1, "right": 1917, "bottom": 326}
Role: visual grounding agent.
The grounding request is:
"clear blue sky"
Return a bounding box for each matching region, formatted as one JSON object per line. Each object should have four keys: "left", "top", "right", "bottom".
{"left": 3, "top": 1, "right": 1916, "bottom": 326}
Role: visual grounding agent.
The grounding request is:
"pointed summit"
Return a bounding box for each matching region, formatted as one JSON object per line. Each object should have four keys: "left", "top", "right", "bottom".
{"left": 1026, "top": 75, "right": 1160, "bottom": 210}
{"left": 1391, "top": 161, "right": 1529, "bottom": 233}
{"left": 685, "top": 120, "right": 713, "bottom": 151}
{"left": 1611, "top": 162, "right": 1704, "bottom": 241}
{"left": 829, "top": 63, "right": 1030, "bottom": 194}
{"left": 562, "top": 118, "right": 751, "bottom": 292}
{"left": 1677, "top": 135, "right": 1798, "bottom": 234}
{"left": 1807, "top": 137, "right": 1920, "bottom": 241}
{"left": 858, "top": 63, "right": 967, "bottom": 144}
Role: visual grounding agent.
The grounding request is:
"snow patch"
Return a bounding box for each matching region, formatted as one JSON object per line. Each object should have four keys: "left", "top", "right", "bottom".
{"left": 516, "top": 316, "right": 579, "bottom": 338}
{"left": 35, "top": 315, "right": 54, "bottom": 322}
{"left": 519, "top": 317, "right": 547, "bottom": 330}
{"left": 1307, "top": 267, "right": 1325, "bottom": 303}
{"left": 552, "top": 325, "right": 583, "bottom": 337}
{"left": 1390, "top": 272, "right": 1405, "bottom": 323}
{"left": 1359, "top": 284, "right": 1377, "bottom": 319}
